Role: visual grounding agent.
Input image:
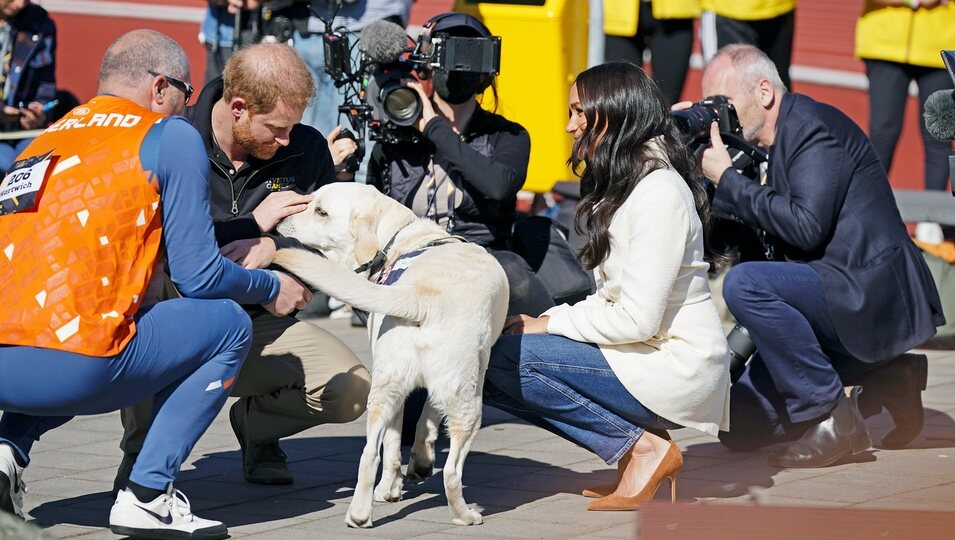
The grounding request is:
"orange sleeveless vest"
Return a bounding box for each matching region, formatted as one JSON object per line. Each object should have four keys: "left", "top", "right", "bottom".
{"left": 0, "top": 96, "right": 167, "bottom": 357}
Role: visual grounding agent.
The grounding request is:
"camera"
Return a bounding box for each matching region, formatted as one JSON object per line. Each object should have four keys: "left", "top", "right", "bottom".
{"left": 674, "top": 95, "right": 770, "bottom": 169}
{"left": 322, "top": 12, "right": 502, "bottom": 149}
{"left": 727, "top": 323, "right": 757, "bottom": 384}
{"left": 672, "top": 95, "right": 742, "bottom": 146}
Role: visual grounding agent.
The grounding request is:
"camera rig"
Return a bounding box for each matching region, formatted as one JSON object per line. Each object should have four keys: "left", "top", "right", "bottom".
{"left": 319, "top": 4, "right": 502, "bottom": 170}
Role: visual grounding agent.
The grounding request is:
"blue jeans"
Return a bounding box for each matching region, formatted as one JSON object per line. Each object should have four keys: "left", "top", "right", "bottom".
{"left": 0, "top": 298, "right": 251, "bottom": 489}
{"left": 720, "top": 261, "right": 877, "bottom": 450}
{"left": 484, "top": 334, "right": 679, "bottom": 464}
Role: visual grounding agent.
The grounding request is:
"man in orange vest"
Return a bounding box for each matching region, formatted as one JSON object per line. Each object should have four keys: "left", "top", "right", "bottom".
{"left": 0, "top": 29, "right": 310, "bottom": 539}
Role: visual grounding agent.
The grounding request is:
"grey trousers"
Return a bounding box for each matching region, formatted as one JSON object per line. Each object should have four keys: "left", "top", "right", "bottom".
{"left": 120, "top": 310, "right": 371, "bottom": 452}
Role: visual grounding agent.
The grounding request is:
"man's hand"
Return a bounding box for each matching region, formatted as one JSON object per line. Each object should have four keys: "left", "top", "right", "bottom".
{"left": 407, "top": 81, "right": 438, "bottom": 133}
{"left": 264, "top": 270, "right": 313, "bottom": 316}
{"left": 252, "top": 191, "right": 312, "bottom": 233}
{"left": 502, "top": 314, "right": 550, "bottom": 336}
{"left": 701, "top": 121, "right": 734, "bottom": 186}
{"left": 327, "top": 125, "right": 358, "bottom": 167}
{"left": 671, "top": 100, "right": 693, "bottom": 112}
{"left": 221, "top": 237, "right": 276, "bottom": 268}
{"left": 2, "top": 103, "right": 46, "bottom": 130}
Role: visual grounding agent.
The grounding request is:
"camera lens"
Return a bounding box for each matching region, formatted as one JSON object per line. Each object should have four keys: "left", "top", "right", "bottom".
{"left": 727, "top": 323, "right": 757, "bottom": 383}
{"left": 672, "top": 106, "right": 720, "bottom": 145}
{"left": 383, "top": 87, "right": 421, "bottom": 126}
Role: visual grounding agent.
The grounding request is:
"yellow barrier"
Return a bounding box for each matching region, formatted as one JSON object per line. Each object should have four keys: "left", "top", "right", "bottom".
{"left": 453, "top": 0, "right": 589, "bottom": 193}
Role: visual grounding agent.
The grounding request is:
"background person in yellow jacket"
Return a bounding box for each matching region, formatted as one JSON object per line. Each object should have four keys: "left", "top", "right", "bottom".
{"left": 856, "top": 0, "right": 955, "bottom": 193}
{"left": 700, "top": 0, "right": 797, "bottom": 90}
{"left": 603, "top": 0, "right": 699, "bottom": 105}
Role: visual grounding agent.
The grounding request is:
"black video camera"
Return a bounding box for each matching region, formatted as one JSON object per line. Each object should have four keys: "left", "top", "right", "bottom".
{"left": 322, "top": 11, "right": 502, "bottom": 149}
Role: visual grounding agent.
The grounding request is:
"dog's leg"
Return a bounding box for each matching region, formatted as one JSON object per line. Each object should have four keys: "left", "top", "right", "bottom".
{"left": 374, "top": 403, "right": 404, "bottom": 502}
{"left": 437, "top": 391, "right": 484, "bottom": 526}
{"left": 346, "top": 384, "right": 401, "bottom": 528}
{"left": 407, "top": 401, "right": 441, "bottom": 484}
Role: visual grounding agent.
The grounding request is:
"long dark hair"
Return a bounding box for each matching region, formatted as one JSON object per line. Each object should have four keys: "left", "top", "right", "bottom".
{"left": 570, "top": 62, "right": 709, "bottom": 270}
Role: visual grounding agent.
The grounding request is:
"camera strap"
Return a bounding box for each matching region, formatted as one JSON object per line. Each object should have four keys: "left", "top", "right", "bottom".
{"left": 423, "top": 160, "right": 458, "bottom": 233}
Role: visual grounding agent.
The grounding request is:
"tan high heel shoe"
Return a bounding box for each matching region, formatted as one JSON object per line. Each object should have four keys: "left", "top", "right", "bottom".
{"left": 581, "top": 450, "right": 631, "bottom": 498}
{"left": 581, "top": 430, "right": 672, "bottom": 498}
{"left": 586, "top": 441, "right": 683, "bottom": 511}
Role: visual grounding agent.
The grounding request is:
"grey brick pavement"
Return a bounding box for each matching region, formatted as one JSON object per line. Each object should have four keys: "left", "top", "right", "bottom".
{"left": 12, "top": 317, "right": 955, "bottom": 538}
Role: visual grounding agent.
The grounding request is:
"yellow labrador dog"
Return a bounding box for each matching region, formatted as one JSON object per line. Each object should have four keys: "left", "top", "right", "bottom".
{"left": 273, "top": 183, "right": 508, "bottom": 528}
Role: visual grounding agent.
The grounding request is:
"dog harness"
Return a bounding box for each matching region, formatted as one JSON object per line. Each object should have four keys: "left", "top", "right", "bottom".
{"left": 371, "top": 236, "right": 468, "bottom": 286}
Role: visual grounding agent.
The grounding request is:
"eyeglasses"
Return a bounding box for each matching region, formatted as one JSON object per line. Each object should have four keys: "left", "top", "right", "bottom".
{"left": 148, "top": 70, "right": 194, "bottom": 104}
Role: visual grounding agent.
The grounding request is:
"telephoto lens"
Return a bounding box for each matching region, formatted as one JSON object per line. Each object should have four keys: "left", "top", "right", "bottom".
{"left": 727, "top": 323, "right": 757, "bottom": 383}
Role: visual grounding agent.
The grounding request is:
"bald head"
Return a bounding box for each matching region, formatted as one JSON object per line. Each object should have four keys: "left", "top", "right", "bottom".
{"left": 222, "top": 43, "right": 314, "bottom": 115}
{"left": 98, "top": 30, "right": 190, "bottom": 96}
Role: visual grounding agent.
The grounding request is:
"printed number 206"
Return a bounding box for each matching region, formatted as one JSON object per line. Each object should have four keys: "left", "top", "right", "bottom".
{"left": 6, "top": 170, "right": 31, "bottom": 184}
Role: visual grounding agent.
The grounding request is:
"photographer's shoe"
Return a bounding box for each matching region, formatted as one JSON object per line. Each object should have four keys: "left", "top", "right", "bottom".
{"left": 229, "top": 401, "right": 293, "bottom": 485}
{"left": 109, "top": 487, "right": 227, "bottom": 539}
{"left": 768, "top": 392, "right": 871, "bottom": 468}
{"left": 854, "top": 353, "right": 927, "bottom": 449}
{"left": 0, "top": 444, "right": 25, "bottom": 518}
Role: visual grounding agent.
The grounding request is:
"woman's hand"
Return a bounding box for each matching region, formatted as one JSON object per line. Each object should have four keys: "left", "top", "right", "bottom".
{"left": 406, "top": 80, "right": 438, "bottom": 133}
{"left": 326, "top": 125, "right": 358, "bottom": 167}
{"left": 502, "top": 314, "right": 550, "bottom": 336}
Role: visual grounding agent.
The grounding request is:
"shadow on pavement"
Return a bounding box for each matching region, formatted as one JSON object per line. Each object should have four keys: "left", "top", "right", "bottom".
{"left": 28, "top": 433, "right": 580, "bottom": 530}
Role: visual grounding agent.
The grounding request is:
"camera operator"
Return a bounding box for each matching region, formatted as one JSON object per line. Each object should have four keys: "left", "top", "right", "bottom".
{"left": 366, "top": 12, "right": 555, "bottom": 318}
{"left": 694, "top": 44, "right": 944, "bottom": 467}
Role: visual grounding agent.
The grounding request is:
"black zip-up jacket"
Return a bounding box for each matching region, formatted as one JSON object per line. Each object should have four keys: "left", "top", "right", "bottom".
{"left": 186, "top": 76, "right": 336, "bottom": 249}
{"left": 366, "top": 107, "right": 530, "bottom": 250}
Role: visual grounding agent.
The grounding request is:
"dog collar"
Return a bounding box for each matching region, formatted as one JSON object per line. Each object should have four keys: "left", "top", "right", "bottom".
{"left": 353, "top": 220, "right": 416, "bottom": 276}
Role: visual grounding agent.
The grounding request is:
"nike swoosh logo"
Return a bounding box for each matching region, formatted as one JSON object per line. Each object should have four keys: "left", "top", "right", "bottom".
{"left": 134, "top": 503, "right": 173, "bottom": 525}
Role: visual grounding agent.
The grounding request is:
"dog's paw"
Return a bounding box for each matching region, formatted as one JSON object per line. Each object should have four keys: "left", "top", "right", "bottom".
{"left": 373, "top": 484, "right": 402, "bottom": 503}
{"left": 451, "top": 508, "right": 483, "bottom": 526}
{"left": 404, "top": 463, "right": 434, "bottom": 484}
{"left": 345, "top": 509, "right": 374, "bottom": 529}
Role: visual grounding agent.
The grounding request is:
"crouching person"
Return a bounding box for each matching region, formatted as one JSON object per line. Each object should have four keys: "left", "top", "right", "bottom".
{"left": 0, "top": 30, "right": 310, "bottom": 539}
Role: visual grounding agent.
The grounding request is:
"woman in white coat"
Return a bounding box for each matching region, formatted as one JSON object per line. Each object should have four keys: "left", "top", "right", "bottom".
{"left": 483, "top": 62, "right": 731, "bottom": 511}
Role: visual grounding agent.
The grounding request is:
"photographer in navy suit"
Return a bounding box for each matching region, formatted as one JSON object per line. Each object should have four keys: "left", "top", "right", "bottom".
{"left": 694, "top": 44, "right": 944, "bottom": 468}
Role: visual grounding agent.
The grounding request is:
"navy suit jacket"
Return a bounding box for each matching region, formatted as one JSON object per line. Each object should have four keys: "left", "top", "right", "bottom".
{"left": 713, "top": 93, "right": 944, "bottom": 363}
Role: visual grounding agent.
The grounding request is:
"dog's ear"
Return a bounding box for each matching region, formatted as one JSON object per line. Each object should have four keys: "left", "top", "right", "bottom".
{"left": 351, "top": 207, "right": 380, "bottom": 265}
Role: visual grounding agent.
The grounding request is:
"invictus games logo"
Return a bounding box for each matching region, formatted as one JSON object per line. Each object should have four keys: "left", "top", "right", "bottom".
{"left": 265, "top": 177, "right": 295, "bottom": 191}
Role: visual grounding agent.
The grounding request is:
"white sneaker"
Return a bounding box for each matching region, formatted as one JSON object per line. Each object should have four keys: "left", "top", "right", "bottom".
{"left": 0, "top": 444, "right": 25, "bottom": 518}
{"left": 109, "top": 486, "right": 227, "bottom": 539}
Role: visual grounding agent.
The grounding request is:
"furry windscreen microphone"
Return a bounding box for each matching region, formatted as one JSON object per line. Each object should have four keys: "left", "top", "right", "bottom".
{"left": 359, "top": 20, "right": 408, "bottom": 64}
{"left": 924, "top": 89, "right": 955, "bottom": 142}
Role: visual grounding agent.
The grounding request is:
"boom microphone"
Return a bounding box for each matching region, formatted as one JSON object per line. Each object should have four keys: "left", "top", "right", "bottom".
{"left": 924, "top": 89, "right": 955, "bottom": 142}
{"left": 359, "top": 20, "right": 409, "bottom": 64}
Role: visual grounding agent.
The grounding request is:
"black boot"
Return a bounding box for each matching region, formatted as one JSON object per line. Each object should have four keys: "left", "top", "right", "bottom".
{"left": 854, "top": 353, "right": 927, "bottom": 449}
{"left": 230, "top": 401, "right": 293, "bottom": 485}
{"left": 768, "top": 391, "right": 871, "bottom": 468}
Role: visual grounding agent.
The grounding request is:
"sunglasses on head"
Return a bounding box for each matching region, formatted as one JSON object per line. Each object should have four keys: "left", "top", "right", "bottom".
{"left": 148, "top": 70, "right": 194, "bottom": 104}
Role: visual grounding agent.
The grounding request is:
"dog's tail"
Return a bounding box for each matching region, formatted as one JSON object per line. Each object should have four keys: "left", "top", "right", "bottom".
{"left": 272, "top": 248, "right": 428, "bottom": 323}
